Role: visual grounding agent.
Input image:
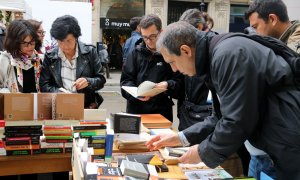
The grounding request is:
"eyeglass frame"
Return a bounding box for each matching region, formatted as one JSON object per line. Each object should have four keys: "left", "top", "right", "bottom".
{"left": 20, "top": 40, "right": 36, "bottom": 47}
{"left": 141, "top": 31, "right": 160, "bottom": 41}
{"left": 37, "top": 30, "right": 46, "bottom": 36}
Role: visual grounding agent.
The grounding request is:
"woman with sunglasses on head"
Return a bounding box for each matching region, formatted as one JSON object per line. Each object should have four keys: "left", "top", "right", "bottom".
{"left": 0, "top": 19, "right": 41, "bottom": 93}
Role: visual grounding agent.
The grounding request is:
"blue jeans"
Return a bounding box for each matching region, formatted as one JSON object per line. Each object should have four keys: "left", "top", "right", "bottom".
{"left": 248, "top": 155, "right": 276, "bottom": 180}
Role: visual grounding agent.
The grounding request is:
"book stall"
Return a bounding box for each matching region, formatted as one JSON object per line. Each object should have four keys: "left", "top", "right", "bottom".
{"left": 0, "top": 92, "right": 235, "bottom": 179}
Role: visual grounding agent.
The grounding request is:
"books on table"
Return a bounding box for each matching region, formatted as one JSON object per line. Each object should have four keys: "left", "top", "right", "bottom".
{"left": 141, "top": 114, "right": 172, "bottom": 129}
{"left": 121, "top": 81, "right": 167, "bottom": 98}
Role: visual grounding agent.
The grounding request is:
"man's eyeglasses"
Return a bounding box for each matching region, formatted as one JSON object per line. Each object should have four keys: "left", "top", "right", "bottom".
{"left": 37, "top": 30, "right": 46, "bottom": 36}
{"left": 20, "top": 40, "right": 36, "bottom": 47}
{"left": 142, "top": 32, "right": 160, "bottom": 41}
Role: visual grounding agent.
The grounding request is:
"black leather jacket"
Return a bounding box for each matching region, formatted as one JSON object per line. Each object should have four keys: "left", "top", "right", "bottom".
{"left": 39, "top": 41, "right": 106, "bottom": 108}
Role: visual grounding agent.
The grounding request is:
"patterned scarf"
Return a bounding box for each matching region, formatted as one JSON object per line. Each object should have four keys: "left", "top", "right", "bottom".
{"left": 10, "top": 51, "right": 41, "bottom": 92}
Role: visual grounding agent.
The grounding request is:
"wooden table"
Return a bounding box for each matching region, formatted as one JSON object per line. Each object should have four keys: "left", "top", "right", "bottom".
{"left": 0, "top": 153, "right": 72, "bottom": 176}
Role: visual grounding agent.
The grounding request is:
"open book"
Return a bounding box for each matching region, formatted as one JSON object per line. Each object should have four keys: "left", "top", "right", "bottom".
{"left": 121, "top": 81, "right": 167, "bottom": 98}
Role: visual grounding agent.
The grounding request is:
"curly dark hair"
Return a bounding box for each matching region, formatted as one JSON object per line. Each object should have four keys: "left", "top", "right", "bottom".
{"left": 4, "top": 19, "right": 38, "bottom": 58}
{"left": 50, "top": 15, "right": 81, "bottom": 41}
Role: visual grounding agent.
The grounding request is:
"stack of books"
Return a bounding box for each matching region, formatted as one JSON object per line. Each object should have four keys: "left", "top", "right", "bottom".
{"left": 42, "top": 120, "right": 74, "bottom": 154}
{"left": 4, "top": 121, "right": 43, "bottom": 156}
{"left": 0, "top": 120, "right": 5, "bottom": 156}
{"left": 73, "top": 124, "right": 107, "bottom": 162}
{"left": 141, "top": 114, "right": 172, "bottom": 129}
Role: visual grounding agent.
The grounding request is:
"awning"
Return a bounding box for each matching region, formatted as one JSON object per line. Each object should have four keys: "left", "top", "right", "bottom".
{"left": 0, "top": 5, "right": 25, "bottom": 12}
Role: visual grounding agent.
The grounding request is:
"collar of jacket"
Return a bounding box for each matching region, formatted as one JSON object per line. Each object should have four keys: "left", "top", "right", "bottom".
{"left": 195, "top": 31, "right": 216, "bottom": 76}
{"left": 279, "top": 20, "right": 300, "bottom": 43}
{"left": 135, "top": 40, "right": 162, "bottom": 57}
{"left": 46, "top": 40, "right": 90, "bottom": 60}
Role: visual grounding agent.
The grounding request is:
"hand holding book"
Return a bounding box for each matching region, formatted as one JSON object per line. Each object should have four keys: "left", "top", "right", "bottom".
{"left": 121, "top": 81, "right": 167, "bottom": 99}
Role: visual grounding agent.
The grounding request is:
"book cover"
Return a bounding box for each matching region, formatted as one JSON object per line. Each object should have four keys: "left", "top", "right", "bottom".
{"left": 126, "top": 154, "right": 163, "bottom": 166}
{"left": 141, "top": 114, "right": 172, "bottom": 129}
{"left": 164, "top": 147, "right": 189, "bottom": 157}
{"left": 97, "top": 167, "right": 122, "bottom": 176}
{"left": 185, "top": 169, "right": 233, "bottom": 180}
{"left": 105, "top": 129, "right": 114, "bottom": 163}
{"left": 113, "top": 113, "right": 141, "bottom": 134}
{"left": 120, "top": 160, "right": 149, "bottom": 179}
{"left": 121, "top": 81, "right": 167, "bottom": 98}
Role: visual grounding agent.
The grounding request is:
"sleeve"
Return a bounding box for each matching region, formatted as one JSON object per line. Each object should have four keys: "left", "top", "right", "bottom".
{"left": 182, "top": 112, "right": 219, "bottom": 145}
{"left": 85, "top": 46, "right": 106, "bottom": 91}
{"left": 198, "top": 43, "right": 264, "bottom": 168}
{"left": 120, "top": 49, "right": 140, "bottom": 102}
{"left": 166, "top": 71, "right": 184, "bottom": 99}
{"left": 39, "top": 54, "right": 60, "bottom": 92}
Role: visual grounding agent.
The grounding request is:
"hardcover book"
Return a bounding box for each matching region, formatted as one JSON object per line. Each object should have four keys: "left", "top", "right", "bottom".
{"left": 113, "top": 113, "right": 141, "bottom": 134}
{"left": 121, "top": 81, "right": 167, "bottom": 98}
{"left": 120, "top": 160, "right": 149, "bottom": 179}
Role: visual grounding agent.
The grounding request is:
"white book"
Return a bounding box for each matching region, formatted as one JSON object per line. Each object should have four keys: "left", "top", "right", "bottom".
{"left": 120, "top": 160, "right": 149, "bottom": 179}
{"left": 121, "top": 81, "right": 167, "bottom": 98}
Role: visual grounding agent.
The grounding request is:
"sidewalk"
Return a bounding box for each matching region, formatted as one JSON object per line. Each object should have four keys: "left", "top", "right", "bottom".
{"left": 105, "top": 70, "right": 121, "bottom": 86}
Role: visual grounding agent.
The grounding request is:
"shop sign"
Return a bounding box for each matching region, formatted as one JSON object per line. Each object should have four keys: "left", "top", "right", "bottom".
{"left": 100, "top": 18, "right": 130, "bottom": 29}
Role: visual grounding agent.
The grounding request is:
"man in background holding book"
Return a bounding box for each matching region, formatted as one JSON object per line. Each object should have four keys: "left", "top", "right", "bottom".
{"left": 120, "top": 14, "right": 183, "bottom": 121}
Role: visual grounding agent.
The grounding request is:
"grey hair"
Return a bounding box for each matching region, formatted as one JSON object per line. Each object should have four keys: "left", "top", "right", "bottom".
{"left": 156, "top": 21, "right": 197, "bottom": 56}
{"left": 179, "top": 9, "right": 206, "bottom": 29}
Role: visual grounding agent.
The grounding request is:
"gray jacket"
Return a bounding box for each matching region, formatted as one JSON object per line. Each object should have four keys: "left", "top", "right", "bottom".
{"left": 0, "top": 51, "right": 18, "bottom": 92}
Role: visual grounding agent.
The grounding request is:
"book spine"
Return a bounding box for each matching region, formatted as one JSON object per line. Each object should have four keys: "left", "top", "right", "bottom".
{"left": 4, "top": 132, "right": 43, "bottom": 137}
{"left": 105, "top": 129, "right": 114, "bottom": 163}
{"left": 5, "top": 144, "right": 40, "bottom": 150}
{"left": 73, "top": 125, "right": 107, "bottom": 130}
{"left": 5, "top": 136, "right": 40, "bottom": 141}
{"left": 45, "top": 136, "right": 73, "bottom": 139}
{"left": 45, "top": 139, "right": 73, "bottom": 143}
{"left": 5, "top": 126, "right": 42, "bottom": 130}
{"left": 6, "top": 149, "right": 41, "bottom": 156}
{"left": 44, "top": 133, "right": 73, "bottom": 136}
{"left": 88, "top": 143, "right": 105, "bottom": 149}
{"left": 43, "top": 126, "right": 71, "bottom": 129}
{"left": 41, "top": 148, "right": 64, "bottom": 154}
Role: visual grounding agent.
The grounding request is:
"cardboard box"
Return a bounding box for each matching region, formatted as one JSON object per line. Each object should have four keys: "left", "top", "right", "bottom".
{"left": 34, "top": 93, "right": 54, "bottom": 120}
{"left": 0, "top": 93, "right": 34, "bottom": 120}
{"left": 55, "top": 94, "right": 84, "bottom": 120}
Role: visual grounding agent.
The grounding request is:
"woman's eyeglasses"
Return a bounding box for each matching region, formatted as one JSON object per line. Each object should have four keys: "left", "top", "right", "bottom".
{"left": 20, "top": 40, "right": 36, "bottom": 47}
{"left": 37, "top": 30, "right": 46, "bottom": 36}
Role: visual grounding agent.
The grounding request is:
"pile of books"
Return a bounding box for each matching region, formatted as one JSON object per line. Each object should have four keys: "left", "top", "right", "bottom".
{"left": 73, "top": 124, "right": 107, "bottom": 162}
{"left": 42, "top": 123, "right": 73, "bottom": 154}
{"left": 0, "top": 120, "right": 5, "bottom": 156}
{"left": 4, "top": 121, "right": 43, "bottom": 156}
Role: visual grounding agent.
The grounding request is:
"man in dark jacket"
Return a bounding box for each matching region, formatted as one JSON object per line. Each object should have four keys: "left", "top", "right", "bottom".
{"left": 146, "top": 21, "right": 300, "bottom": 179}
{"left": 40, "top": 15, "right": 106, "bottom": 109}
{"left": 120, "top": 14, "right": 183, "bottom": 121}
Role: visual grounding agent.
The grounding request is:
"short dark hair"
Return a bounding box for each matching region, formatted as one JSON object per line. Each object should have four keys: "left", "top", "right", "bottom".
{"left": 245, "top": 0, "right": 289, "bottom": 22}
{"left": 139, "top": 14, "right": 162, "bottom": 31}
{"left": 4, "top": 20, "right": 38, "bottom": 57}
{"left": 27, "top": 19, "right": 42, "bottom": 51}
{"left": 50, "top": 15, "right": 81, "bottom": 41}
{"left": 179, "top": 9, "right": 206, "bottom": 29}
{"left": 129, "top": 17, "right": 142, "bottom": 31}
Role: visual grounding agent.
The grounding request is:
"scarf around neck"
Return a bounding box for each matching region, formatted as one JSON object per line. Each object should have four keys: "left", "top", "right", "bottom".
{"left": 10, "top": 51, "right": 41, "bottom": 92}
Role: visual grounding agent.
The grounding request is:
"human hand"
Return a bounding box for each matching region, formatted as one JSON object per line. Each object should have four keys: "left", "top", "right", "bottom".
{"left": 155, "top": 81, "right": 168, "bottom": 89}
{"left": 88, "top": 102, "right": 98, "bottom": 109}
{"left": 178, "top": 145, "right": 202, "bottom": 164}
{"left": 138, "top": 96, "right": 151, "bottom": 101}
{"left": 74, "top": 78, "right": 89, "bottom": 90}
{"left": 146, "top": 133, "right": 181, "bottom": 151}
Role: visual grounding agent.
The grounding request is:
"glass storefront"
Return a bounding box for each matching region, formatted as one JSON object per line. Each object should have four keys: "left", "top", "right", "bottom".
{"left": 100, "top": 0, "right": 145, "bottom": 69}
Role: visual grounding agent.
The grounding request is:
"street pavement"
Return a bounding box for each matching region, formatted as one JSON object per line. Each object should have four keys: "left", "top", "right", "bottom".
{"left": 100, "top": 70, "right": 179, "bottom": 130}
